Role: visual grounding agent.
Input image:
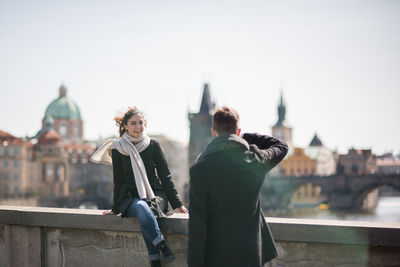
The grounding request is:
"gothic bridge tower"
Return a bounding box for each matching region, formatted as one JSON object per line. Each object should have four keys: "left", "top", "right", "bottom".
{"left": 188, "top": 83, "right": 215, "bottom": 168}
{"left": 272, "top": 92, "right": 293, "bottom": 150}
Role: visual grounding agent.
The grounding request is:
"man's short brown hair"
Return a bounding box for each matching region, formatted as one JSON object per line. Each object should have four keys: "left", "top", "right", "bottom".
{"left": 212, "top": 106, "right": 240, "bottom": 134}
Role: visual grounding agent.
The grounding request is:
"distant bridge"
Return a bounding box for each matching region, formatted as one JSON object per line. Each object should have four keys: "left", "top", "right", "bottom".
{"left": 261, "top": 174, "right": 400, "bottom": 211}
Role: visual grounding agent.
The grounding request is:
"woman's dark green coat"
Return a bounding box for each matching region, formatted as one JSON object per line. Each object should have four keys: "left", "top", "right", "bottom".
{"left": 111, "top": 139, "right": 182, "bottom": 217}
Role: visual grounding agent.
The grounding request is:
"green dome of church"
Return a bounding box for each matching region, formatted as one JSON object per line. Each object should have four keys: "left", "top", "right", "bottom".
{"left": 44, "top": 84, "right": 82, "bottom": 120}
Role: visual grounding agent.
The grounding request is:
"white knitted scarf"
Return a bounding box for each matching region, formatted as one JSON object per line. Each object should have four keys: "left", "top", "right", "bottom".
{"left": 90, "top": 131, "right": 155, "bottom": 200}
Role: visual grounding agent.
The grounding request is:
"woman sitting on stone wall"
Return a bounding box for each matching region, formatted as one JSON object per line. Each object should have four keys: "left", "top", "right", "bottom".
{"left": 91, "top": 106, "right": 188, "bottom": 267}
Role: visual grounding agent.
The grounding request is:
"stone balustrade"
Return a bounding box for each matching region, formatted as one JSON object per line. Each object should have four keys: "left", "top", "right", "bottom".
{"left": 1, "top": 206, "right": 400, "bottom": 266}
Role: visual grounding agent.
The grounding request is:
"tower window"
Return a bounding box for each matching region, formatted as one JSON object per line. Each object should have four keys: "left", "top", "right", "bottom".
{"left": 47, "top": 163, "right": 53, "bottom": 177}
{"left": 56, "top": 165, "right": 62, "bottom": 181}
{"left": 74, "top": 125, "right": 80, "bottom": 138}
{"left": 59, "top": 124, "right": 68, "bottom": 138}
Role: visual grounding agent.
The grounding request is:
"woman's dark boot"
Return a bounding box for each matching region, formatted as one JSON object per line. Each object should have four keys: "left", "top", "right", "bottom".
{"left": 150, "top": 259, "right": 161, "bottom": 267}
{"left": 156, "top": 240, "right": 175, "bottom": 263}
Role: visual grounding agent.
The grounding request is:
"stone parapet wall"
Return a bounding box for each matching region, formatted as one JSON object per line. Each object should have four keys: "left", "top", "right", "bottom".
{"left": 1, "top": 206, "right": 400, "bottom": 267}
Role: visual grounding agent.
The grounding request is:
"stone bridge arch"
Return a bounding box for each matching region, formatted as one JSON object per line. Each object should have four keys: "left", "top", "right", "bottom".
{"left": 262, "top": 176, "right": 331, "bottom": 210}
{"left": 353, "top": 177, "right": 400, "bottom": 211}
{"left": 264, "top": 174, "right": 400, "bottom": 211}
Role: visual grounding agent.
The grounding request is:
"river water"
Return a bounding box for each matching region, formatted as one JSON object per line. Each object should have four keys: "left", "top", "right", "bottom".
{"left": 264, "top": 196, "right": 400, "bottom": 223}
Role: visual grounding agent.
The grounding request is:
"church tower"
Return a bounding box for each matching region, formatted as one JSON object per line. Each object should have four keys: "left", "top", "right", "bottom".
{"left": 272, "top": 92, "right": 293, "bottom": 150}
{"left": 36, "top": 116, "right": 69, "bottom": 196}
{"left": 42, "top": 84, "right": 83, "bottom": 144}
{"left": 188, "top": 83, "right": 215, "bottom": 168}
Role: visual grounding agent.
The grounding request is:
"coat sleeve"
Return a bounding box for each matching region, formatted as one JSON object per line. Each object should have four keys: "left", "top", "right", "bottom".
{"left": 188, "top": 166, "right": 208, "bottom": 267}
{"left": 242, "top": 133, "right": 289, "bottom": 172}
{"left": 111, "top": 149, "right": 123, "bottom": 214}
{"left": 153, "top": 141, "right": 183, "bottom": 209}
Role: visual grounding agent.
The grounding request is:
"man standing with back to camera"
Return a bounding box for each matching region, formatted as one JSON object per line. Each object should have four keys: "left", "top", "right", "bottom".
{"left": 188, "top": 106, "right": 288, "bottom": 267}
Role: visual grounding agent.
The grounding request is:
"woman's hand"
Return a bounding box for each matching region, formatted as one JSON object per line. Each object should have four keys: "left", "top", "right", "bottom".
{"left": 102, "top": 209, "right": 115, "bottom": 216}
{"left": 177, "top": 205, "right": 189, "bottom": 214}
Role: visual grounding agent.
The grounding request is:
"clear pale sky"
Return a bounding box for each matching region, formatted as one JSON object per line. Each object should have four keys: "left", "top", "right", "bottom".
{"left": 1, "top": 0, "right": 399, "bottom": 155}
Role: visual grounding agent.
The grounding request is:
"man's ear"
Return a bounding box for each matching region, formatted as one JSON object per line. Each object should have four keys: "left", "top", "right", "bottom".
{"left": 237, "top": 128, "right": 241, "bottom": 136}
{"left": 211, "top": 128, "right": 217, "bottom": 138}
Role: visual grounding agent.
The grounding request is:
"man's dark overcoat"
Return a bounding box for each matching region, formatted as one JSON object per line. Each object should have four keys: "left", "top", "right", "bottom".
{"left": 111, "top": 139, "right": 182, "bottom": 217}
{"left": 188, "top": 133, "right": 288, "bottom": 267}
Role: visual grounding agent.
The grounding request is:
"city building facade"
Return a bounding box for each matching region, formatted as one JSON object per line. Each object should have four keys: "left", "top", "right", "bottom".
{"left": 304, "top": 133, "right": 336, "bottom": 176}
{"left": 34, "top": 118, "right": 69, "bottom": 197}
{"left": 1, "top": 85, "right": 99, "bottom": 206}
{"left": 337, "top": 148, "right": 377, "bottom": 175}
{"left": 376, "top": 154, "right": 400, "bottom": 175}
{"left": 280, "top": 147, "right": 317, "bottom": 176}
{"left": 0, "top": 130, "right": 39, "bottom": 197}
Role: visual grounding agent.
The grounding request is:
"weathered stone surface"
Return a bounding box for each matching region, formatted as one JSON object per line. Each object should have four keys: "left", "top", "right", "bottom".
{"left": 267, "top": 217, "right": 400, "bottom": 246}
{"left": 0, "top": 225, "right": 41, "bottom": 267}
{"left": 46, "top": 228, "right": 149, "bottom": 267}
{"left": 0, "top": 208, "right": 17, "bottom": 225}
{"left": 0, "top": 206, "right": 399, "bottom": 267}
{"left": 269, "top": 242, "right": 400, "bottom": 267}
{"left": 0, "top": 225, "right": 9, "bottom": 267}
{"left": 44, "top": 228, "right": 188, "bottom": 267}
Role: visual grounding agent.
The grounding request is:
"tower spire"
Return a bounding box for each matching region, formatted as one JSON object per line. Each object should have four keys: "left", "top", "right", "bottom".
{"left": 272, "top": 88, "right": 293, "bottom": 151}
{"left": 59, "top": 84, "right": 67, "bottom": 97}
{"left": 275, "top": 91, "right": 286, "bottom": 126}
{"left": 199, "top": 83, "right": 214, "bottom": 113}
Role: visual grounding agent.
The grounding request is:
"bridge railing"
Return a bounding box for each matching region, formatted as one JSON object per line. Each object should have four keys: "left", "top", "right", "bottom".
{"left": 1, "top": 206, "right": 400, "bottom": 266}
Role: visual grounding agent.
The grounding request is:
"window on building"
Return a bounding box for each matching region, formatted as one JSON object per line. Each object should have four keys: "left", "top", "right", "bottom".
{"left": 14, "top": 160, "right": 19, "bottom": 168}
{"left": 14, "top": 147, "right": 20, "bottom": 155}
{"left": 47, "top": 163, "right": 53, "bottom": 177}
{"left": 59, "top": 124, "right": 68, "bottom": 139}
{"left": 42, "top": 163, "right": 46, "bottom": 181}
{"left": 351, "top": 164, "right": 358, "bottom": 175}
{"left": 4, "top": 147, "right": 9, "bottom": 156}
{"left": 81, "top": 152, "right": 88, "bottom": 164}
{"left": 4, "top": 160, "right": 8, "bottom": 167}
{"left": 71, "top": 152, "right": 78, "bottom": 164}
{"left": 14, "top": 173, "right": 19, "bottom": 180}
{"left": 56, "top": 165, "right": 61, "bottom": 181}
{"left": 74, "top": 125, "right": 80, "bottom": 138}
{"left": 14, "top": 186, "right": 19, "bottom": 195}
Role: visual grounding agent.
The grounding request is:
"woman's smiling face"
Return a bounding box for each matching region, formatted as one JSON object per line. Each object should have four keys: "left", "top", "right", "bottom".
{"left": 125, "top": 113, "right": 146, "bottom": 138}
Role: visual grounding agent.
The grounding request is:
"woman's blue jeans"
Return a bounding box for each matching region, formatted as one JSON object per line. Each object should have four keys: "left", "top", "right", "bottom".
{"left": 126, "top": 198, "right": 164, "bottom": 260}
